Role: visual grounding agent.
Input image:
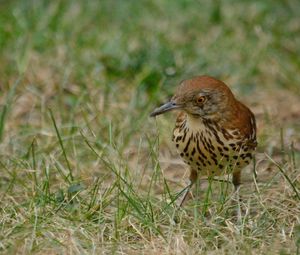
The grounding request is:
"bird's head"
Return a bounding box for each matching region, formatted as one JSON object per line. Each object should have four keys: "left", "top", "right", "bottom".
{"left": 150, "top": 75, "right": 235, "bottom": 120}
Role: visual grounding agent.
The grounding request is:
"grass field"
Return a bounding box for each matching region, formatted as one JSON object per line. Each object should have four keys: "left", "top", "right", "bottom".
{"left": 1, "top": 0, "right": 300, "bottom": 254}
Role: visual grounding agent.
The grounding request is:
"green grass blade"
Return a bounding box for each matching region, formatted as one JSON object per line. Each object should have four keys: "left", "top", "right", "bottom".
{"left": 49, "top": 109, "right": 73, "bottom": 182}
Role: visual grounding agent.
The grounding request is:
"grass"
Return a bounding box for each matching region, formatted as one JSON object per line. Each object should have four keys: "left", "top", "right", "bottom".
{"left": 0, "top": 0, "right": 300, "bottom": 254}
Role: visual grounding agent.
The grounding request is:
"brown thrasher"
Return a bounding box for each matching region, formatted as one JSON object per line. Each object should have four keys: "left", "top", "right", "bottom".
{"left": 150, "top": 75, "right": 257, "bottom": 206}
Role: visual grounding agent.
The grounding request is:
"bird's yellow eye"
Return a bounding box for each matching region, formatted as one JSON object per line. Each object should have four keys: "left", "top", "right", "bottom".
{"left": 196, "top": 96, "right": 206, "bottom": 104}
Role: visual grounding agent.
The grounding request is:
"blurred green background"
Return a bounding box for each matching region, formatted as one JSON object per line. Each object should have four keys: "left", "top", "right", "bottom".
{"left": 1, "top": 0, "right": 300, "bottom": 91}
{"left": 0, "top": 0, "right": 300, "bottom": 254}
{"left": 1, "top": 0, "right": 299, "bottom": 149}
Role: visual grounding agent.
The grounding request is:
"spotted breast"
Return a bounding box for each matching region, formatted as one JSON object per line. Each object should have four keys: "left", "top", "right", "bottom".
{"left": 172, "top": 111, "right": 257, "bottom": 177}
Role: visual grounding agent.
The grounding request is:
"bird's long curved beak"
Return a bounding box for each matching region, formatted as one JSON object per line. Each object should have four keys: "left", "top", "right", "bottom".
{"left": 150, "top": 101, "right": 180, "bottom": 117}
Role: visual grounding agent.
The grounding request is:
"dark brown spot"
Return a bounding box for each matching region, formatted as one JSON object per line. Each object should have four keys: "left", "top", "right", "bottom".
{"left": 191, "top": 147, "right": 196, "bottom": 156}
{"left": 211, "top": 156, "right": 218, "bottom": 165}
{"left": 200, "top": 136, "right": 209, "bottom": 151}
{"left": 246, "top": 153, "right": 252, "bottom": 158}
{"left": 182, "top": 129, "right": 187, "bottom": 143}
{"left": 196, "top": 138, "right": 208, "bottom": 159}
{"left": 210, "top": 150, "right": 217, "bottom": 158}
{"left": 209, "top": 126, "right": 224, "bottom": 146}
{"left": 183, "top": 134, "right": 193, "bottom": 153}
{"left": 176, "top": 136, "right": 182, "bottom": 142}
{"left": 198, "top": 156, "right": 205, "bottom": 165}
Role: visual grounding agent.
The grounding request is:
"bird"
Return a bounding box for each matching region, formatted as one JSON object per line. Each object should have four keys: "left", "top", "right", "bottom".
{"left": 150, "top": 75, "right": 257, "bottom": 207}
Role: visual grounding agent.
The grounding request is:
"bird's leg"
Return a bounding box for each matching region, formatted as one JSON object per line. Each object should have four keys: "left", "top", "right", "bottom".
{"left": 232, "top": 170, "right": 241, "bottom": 192}
{"left": 177, "top": 169, "right": 198, "bottom": 207}
{"left": 232, "top": 171, "right": 242, "bottom": 222}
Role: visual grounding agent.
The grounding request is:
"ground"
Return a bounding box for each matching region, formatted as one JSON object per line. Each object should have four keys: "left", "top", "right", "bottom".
{"left": 0, "top": 1, "right": 300, "bottom": 254}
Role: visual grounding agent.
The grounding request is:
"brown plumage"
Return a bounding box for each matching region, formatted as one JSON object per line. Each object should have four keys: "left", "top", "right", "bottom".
{"left": 150, "top": 75, "right": 257, "bottom": 206}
